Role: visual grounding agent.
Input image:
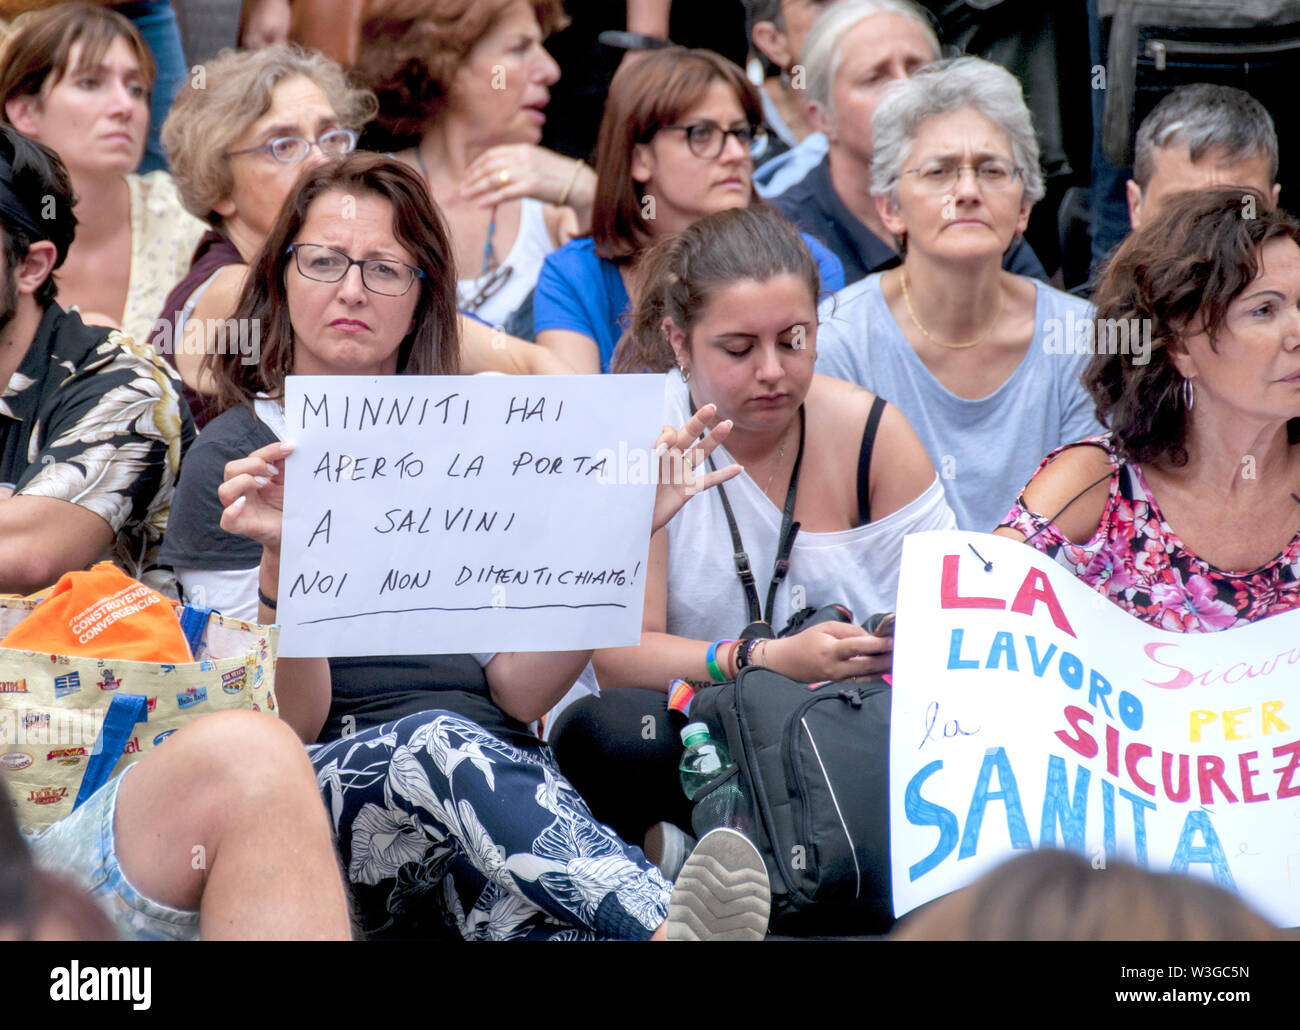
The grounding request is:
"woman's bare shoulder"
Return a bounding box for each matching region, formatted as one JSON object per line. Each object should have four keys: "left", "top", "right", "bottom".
{"left": 1017, "top": 442, "right": 1114, "bottom": 544}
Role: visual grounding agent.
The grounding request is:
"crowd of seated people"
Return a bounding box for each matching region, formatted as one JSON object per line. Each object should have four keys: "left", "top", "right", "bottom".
{"left": 1, "top": 0, "right": 1297, "bottom": 943}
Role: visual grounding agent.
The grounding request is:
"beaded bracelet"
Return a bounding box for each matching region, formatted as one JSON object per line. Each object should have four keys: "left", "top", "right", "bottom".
{"left": 706, "top": 639, "right": 734, "bottom": 682}
{"left": 734, "top": 637, "right": 755, "bottom": 671}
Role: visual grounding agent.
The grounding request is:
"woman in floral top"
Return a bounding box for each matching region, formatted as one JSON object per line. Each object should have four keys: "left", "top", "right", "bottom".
{"left": 997, "top": 188, "right": 1300, "bottom": 632}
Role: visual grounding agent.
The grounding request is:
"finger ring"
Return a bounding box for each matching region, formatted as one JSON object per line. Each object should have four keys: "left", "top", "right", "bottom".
{"left": 497, "top": 169, "right": 510, "bottom": 186}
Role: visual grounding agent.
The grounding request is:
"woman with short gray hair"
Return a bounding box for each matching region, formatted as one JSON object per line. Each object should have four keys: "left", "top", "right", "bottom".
{"left": 816, "top": 56, "right": 1101, "bottom": 532}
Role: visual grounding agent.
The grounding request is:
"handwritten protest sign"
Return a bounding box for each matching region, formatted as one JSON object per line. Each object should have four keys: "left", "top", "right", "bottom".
{"left": 277, "top": 375, "right": 665, "bottom": 657}
{"left": 891, "top": 531, "right": 1300, "bottom": 928}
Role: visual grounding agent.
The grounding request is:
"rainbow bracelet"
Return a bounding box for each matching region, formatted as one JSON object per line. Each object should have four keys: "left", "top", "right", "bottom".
{"left": 706, "top": 639, "right": 734, "bottom": 683}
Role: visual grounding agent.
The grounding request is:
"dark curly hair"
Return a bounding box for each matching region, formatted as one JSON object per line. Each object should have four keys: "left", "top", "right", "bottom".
{"left": 1086, "top": 188, "right": 1300, "bottom": 467}
{"left": 355, "top": 0, "right": 568, "bottom": 150}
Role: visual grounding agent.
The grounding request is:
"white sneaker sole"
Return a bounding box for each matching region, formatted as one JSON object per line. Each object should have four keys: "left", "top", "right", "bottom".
{"left": 667, "top": 828, "right": 770, "bottom": 941}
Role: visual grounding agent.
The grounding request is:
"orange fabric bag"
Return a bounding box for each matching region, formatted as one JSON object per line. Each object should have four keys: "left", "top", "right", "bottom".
{"left": 0, "top": 563, "right": 191, "bottom": 663}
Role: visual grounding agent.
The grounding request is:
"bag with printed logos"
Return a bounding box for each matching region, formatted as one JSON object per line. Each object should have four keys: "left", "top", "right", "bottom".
{"left": 0, "top": 589, "right": 278, "bottom": 835}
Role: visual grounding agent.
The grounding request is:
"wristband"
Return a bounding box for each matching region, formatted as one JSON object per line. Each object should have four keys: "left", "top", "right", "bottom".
{"left": 706, "top": 639, "right": 733, "bottom": 683}
{"left": 735, "top": 637, "right": 754, "bottom": 671}
{"left": 725, "top": 640, "right": 741, "bottom": 679}
{"left": 257, "top": 586, "right": 278, "bottom": 611}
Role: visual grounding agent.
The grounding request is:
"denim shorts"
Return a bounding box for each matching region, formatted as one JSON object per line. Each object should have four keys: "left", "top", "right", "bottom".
{"left": 26, "top": 768, "right": 200, "bottom": 941}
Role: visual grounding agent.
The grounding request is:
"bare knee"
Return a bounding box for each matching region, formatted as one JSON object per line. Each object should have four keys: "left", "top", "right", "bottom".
{"left": 114, "top": 711, "right": 328, "bottom": 910}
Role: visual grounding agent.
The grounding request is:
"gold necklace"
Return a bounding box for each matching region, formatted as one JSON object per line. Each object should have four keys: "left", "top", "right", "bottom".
{"left": 900, "top": 271, "right": 1004, "bottom": 350}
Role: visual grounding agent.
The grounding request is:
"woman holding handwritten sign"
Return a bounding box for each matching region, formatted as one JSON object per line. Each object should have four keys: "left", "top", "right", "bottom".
{"left": 154, "top": 43, "right": 569, "bottom": 428}
{"left": 996, "top": 189, "right": 1300, "bottom": 630}
{"left": 165, "top": 152, "right": 760, "bottom": 940}
{"left": 550, "top": 207, "right": 956, "bottom": 848}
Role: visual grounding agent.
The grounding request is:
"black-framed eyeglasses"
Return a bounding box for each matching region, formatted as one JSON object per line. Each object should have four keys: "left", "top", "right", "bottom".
{"left": 230, "top": 128, "right": 359, "bottom": 164}
{"left": 286, "top": 243, "right": 425, "bottom": 296}
{"left": 661, "top": 121, "right": 767, "bottom": 160}
{"left": 900, "top": 159, "right": 1023, "bottom": 193}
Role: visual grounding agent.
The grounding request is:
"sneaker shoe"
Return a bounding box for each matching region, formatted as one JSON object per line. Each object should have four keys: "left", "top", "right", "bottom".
{"left": 667, "top": 827, "right": 770, "bottom": 940}
{"left": 644, "top": 822, "right": 696, "bottom": 882}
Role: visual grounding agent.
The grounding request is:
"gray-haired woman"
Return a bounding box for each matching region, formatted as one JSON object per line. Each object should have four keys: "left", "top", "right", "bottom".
{"left": 816, "top": 56, "right": 1101, "bottom": 532}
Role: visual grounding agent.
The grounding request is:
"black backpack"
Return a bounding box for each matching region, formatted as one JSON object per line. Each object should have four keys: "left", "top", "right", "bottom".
{"left": 686, "top": 666, "right": 893, "bottom": 937}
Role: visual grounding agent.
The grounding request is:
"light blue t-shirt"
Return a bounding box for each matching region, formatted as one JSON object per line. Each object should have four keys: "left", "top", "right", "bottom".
{"left": 534, "top": 233, "right": 846, "bottom": 372}
{"left": 815, "top": 274, "right": 1103, "bottom": 532}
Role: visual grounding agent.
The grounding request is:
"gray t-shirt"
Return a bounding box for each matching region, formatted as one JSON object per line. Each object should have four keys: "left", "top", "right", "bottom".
{"left": 816, "top": 275, "right": 1102, "bottom": 532}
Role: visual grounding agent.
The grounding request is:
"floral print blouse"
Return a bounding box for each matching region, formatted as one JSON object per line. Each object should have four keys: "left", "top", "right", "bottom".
{"left": 999, "top": 436, "right": 1300, "bottom": 632}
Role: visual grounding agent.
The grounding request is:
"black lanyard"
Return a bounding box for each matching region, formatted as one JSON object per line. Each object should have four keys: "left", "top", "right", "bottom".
{"left": 693, "top": 401, "right": 805, "bottom": 630}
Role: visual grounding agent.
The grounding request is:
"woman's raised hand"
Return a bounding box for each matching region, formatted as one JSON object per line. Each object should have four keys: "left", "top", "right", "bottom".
{"left": 218, "top": 441, "right": 295, "bottom": 555}
{"left": 460, "top": 144, "right": 596, "bottom": 214}
{"left": 766, "top": 621, "right": 893, "bottom": 683}
{"left": 651, "top": 403, "right": 740, "bottom": 534}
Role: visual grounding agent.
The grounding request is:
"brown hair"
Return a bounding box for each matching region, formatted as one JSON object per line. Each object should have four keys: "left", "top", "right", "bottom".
{"left": 0, "top": 2, "right": 155, "bottom": 119}
{"left": 163, "top": 44, "right": 378, "bottom": 226}
{"left": 204, "top": 152, "right": 460, "bottom": 414}
{"left": 612, "top": 206, "right": 821, "bottom": 373}
{"left": 591, "top": 47, "right": 764, "bottom": 264}
{"left": 1086, "top": 188, "right": 1300, "bottom": 468}
{"left": 355, "top": 0, "right": 568, "bottom": 149}
{"left": 891, "top": 849, "right": 1290, "bottom": 941}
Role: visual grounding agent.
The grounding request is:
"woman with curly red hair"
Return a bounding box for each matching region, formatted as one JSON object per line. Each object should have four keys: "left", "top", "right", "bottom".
{"left": 354, "top": 0, "right": 594, "bottom": 332}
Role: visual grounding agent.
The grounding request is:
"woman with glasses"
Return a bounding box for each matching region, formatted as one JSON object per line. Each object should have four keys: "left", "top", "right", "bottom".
{"left": 0, "top": 4, "right": 205, "bottom": 346}
{"left": 533, "top": 46, "right": 846, "bottom": 374}
{"left": 815, "top": 57, "right": 1101, "bottom": 532}
{"left": 155, "top": 44, "right": 571, "bottom": 427}
{"left": 163, "top": 152, "right": 768, "bottom": 939}
{"left": 354, "top": 0, "right": 594, "bottom": 332}
{"left": 153, "top": 45, "right": 372, "bottom": 416}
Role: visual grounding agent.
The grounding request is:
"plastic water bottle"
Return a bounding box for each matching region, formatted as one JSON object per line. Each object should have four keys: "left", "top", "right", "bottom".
{"left": 679, "top": 722, "right": 735, "bottom": 800}
{"left": 680, "top": 723, "right": 751, "bottom": 834}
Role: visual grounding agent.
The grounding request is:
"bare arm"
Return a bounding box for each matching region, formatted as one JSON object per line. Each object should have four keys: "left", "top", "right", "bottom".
{"left": 458, "top": 316, "right": 576, "bottom": 374}
{"left": 993, "top": 444, "right": 1112, "bottom": 545}
{"left": 219, "top": 442, "right": 332, "bottom": 745}
{"left": 594, "top": 527, "right": 890, "bottom": 690}
{"left": 626, "top": 0, "right": 672, "bottom": 37}
{"left": 485, "top": 650, "right": 592, "bottom": 724}
{"left": 178, "top": 264, "right": 250, "bottom": 396}
{"left": 536, "top": 328, "right": 603, "bottom": 375}
{"left": 867, "top": 400, "right": 944, "bottom": 522}
{"left": 0, "top": 496, "right": 114, "bottom": 594}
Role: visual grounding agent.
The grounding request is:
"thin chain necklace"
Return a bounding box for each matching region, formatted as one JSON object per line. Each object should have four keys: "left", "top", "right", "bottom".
{"left": 759, "top": 417, "right": 799, "bottom": 500}
{"left": 412, "top": 144, "right": 497, "bottom": 276}
{"left": 900, "top": 271, "right": 1003, "bottom": 350}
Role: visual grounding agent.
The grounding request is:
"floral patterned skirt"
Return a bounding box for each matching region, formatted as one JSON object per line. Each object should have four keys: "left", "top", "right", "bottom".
{"left": 308, "top": 710, "right": 672, "bottom": 940}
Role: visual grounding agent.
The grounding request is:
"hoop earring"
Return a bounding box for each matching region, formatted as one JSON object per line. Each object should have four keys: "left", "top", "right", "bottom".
{"left": 1182, "top": 376, "right": 1194, "bottom": 411}
{"left": 678, "top": 363, "right": 691, "bottom": 383}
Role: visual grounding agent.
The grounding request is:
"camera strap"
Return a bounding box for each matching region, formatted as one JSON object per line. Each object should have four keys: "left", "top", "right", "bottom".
{"left": 691, "top": 400, "right": 805, "bottom": 628}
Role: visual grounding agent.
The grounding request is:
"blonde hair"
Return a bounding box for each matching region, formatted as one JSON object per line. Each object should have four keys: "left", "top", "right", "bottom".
{"left": 162, "top": 44, "right": 377, "bottom": 226}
